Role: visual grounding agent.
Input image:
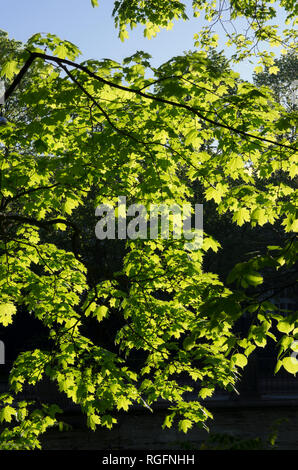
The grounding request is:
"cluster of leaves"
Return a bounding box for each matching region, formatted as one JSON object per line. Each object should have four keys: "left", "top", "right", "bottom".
{"left": 199, "top": 417, "right": 289, "bottom": 449}
{"left": 90, "top": 0, "right": 298, "bottom": 69}
{"left": 0, "top": 393, "right": 63, "bottom": 449}
{"left": 0, "top": 0, "right": 297, "bottom": 448}
{"left": 253, "top": 52, "right": 298, "bottom": 111}
{"left": 200, "top": 432, "right": 264, "bottom": 450}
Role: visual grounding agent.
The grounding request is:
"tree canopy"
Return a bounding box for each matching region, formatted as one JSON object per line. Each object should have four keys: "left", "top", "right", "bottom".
{"left": 0, "top": 0, "right": 297, "bottom": 449}
{"left": 95, "top": 0, "right": 297, "bottom": 68}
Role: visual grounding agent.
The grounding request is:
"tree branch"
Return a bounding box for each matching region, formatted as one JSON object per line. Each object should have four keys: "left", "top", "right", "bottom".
{"left": 0, "top": 212, "right": 81, "bottom": 256}
{"left": 4, "top": 51, "right": 297, "bottom": 152}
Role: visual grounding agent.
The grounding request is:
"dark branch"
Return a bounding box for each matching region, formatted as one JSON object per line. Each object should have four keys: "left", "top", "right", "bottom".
{"left": 0, "top": 212, "right": 81, "bottom": 256}
{"left": 4, "top": 54, "right": 35, "bottom": 102}
{"left": 4, "top": 51, "right": 297, "bottom": 152}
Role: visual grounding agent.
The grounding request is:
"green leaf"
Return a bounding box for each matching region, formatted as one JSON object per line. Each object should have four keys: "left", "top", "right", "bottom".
{"left": 116, "top": 397, "right": 131, "bottom": 411}
{"left": 202, "top": 236, "right": 221, "bottom": 252}
{"left": 199, "top": 387, "right": 215, "bottom": 399}
{"left": 232, "top": 208, "right": 250, "bottom": 226}
{"left": 282, "top": 357, "right": 298, "bottom": 375}
{"left": 0, "top": 60, "right": 19, "bottom": 80}
{"left": 232, "top": 353, "right": 248, "bottom": 368}
{"left": 87, "top": 413, "right": 101, "bottom": 431}
{"left": 205, "top": 183, "right": 228, "bottom": 204}
{"left": 243, "top": 272, "right": 263, "bottom": 287}
{"left": 0, "top": 406, "right": 16, "bottom": 423}
{"left": 0, "top": 303, "right": 17, "bottom": 326}
{"left": 274, "top": 359, "right": 282, "bottom": 374}
{"left": 85, "top": 302, "right": 97, "bottom": 316}
{"left": 54, "top": 44, "right": 68, "bottom": 59}
{"left": 268, "top": 66, "right": 279, "bottom": 75}
{"left": 184, "top": 128, "right": 198, "bottom": 146}
{"left": 63, "top": 197, "right": 80, "bottom": 215}
{"left": 251, "top": 208, "right": 267, "bottom": 226}
{"left": 277, "top": 322, "right": 294, "bottom": 334}
{"left": 254, "top": 65, "right": 263, "bottom": 74}
{"left": 179, "top": 419, "right": 193, "bottom": 433}
{"left": 94, "top": 305, "right": 108, "bottom": 322}
{"left": 162, "top": 413, "right": 175, "bottom": 429}
{"left": 119, "top": 28, "right": 129, "bottom": 42}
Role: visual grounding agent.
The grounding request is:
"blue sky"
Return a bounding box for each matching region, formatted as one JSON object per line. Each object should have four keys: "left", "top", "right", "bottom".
{"left": 0, "top": 0, "right": 285, "bottom": 82}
